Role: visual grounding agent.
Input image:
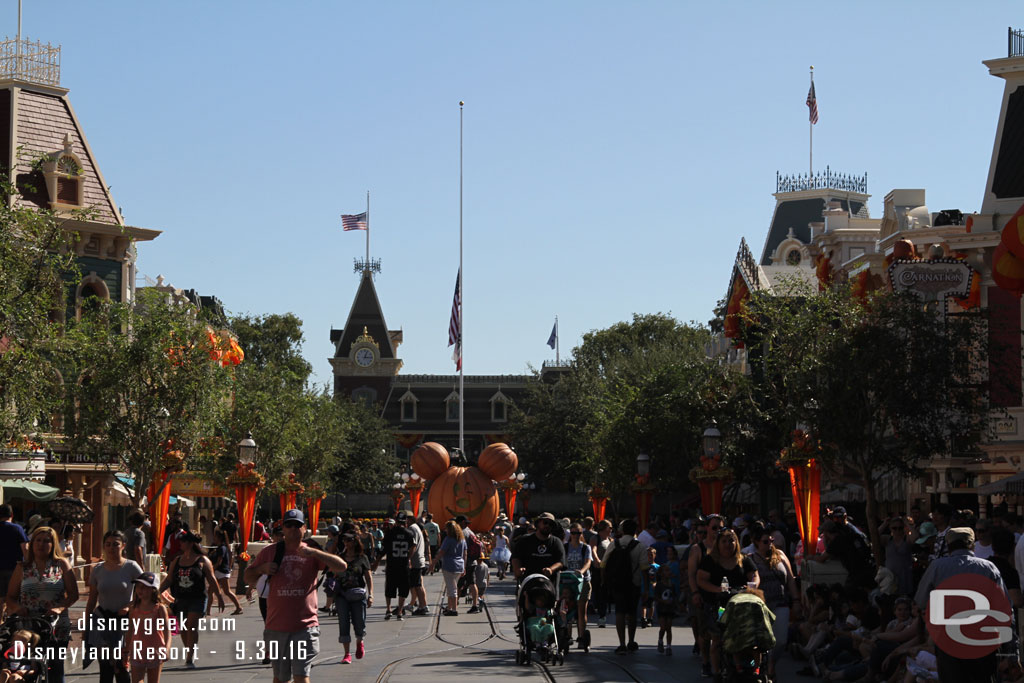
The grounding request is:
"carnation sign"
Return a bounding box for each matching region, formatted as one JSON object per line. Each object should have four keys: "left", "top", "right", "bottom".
{"left": 888, "top": 259, "right": 973, "bottom": 302}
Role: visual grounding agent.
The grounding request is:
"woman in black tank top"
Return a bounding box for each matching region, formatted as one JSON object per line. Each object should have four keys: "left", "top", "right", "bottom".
{"left": 158, "top": 531, "right": 224, "bottom": 668}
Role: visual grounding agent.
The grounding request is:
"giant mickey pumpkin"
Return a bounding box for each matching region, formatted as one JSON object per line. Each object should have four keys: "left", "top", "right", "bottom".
{"left": 411, "top": 442, "right": 518, "bottom": 532}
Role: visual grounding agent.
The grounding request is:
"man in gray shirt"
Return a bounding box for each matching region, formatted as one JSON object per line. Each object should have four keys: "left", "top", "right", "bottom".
{"left": 405, "top": 512, "right": 430, "bottom": 616}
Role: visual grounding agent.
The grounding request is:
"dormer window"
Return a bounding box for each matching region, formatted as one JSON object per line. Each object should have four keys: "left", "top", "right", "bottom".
{"left": 42, "top": 135, "right": 84, "bottom": 210}
{"left": 399, "top": 389, "right": 418, "bottom": 422}
{"left": 445, "top": 391, "right": 460, "bottom": 422}
{"left": 490, "top": 390, "right": 510, "bottom": 423}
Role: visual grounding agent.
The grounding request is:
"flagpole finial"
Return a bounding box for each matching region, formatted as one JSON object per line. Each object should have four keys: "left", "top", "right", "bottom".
{"left": 459, "top": 100, "right": 464, "bottom": 107}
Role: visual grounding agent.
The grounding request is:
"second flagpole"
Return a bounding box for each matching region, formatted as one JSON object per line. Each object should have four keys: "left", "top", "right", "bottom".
{"left": 459, "top": 101, "right": 464, "bottom": 457}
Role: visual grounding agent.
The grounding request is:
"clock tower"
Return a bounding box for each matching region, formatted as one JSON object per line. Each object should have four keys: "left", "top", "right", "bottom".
{"left": 329, "top": 265, "right": 403, "bottom": 403}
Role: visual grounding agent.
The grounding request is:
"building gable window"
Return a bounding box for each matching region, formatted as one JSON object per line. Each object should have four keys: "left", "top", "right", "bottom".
{"left": 42, "top": 134, "right": 84, "bottom": 211}
{"left": 445, "top": 391, "right": 460, "bottom": 422}
{"left": 399, "top": 389, "right": 418, "bottom": 422}
{"left": 489, "top": 390, "right": 510, "bottom": 423}
{"left": 75, "top": 273, "right": 110, "bottom": 321}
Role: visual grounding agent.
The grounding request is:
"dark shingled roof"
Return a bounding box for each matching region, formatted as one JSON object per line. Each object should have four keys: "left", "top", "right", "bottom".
{"left": 759, "top": 197, "right": 865, "bottom": 265}
{"left": 332, "top": 272, "right": 396, "bottom": 358}
{"left": 12, "top": 88, "right": 120, "bottom": 224}
{"left": 993, "top": 87, "right": 1024, "bottom": 199}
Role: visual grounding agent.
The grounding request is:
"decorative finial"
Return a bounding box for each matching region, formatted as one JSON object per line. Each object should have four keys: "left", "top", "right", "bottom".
{"left": 459, "top": 101, "right": 464, "bottom": 106}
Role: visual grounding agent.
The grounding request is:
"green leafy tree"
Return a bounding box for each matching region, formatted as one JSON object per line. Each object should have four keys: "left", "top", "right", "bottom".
{"left": 0, "top": 173, "right": 80, "bottom": 444}
{"left": 331, "top": 398, "right": 398, "bottom": 493}
{"left": 739, "top": 282, "right": 992, "bottom": 559}
{"left": 65, "top": 289, "right": 235, "bottom": 504}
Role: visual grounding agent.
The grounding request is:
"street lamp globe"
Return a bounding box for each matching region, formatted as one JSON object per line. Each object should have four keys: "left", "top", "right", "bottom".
{"left": 237, "top": 432, "right": 257, "bottom": 465}
{"left": 636, "top": 452, "right": 651, "bottom": 477}
{"left": 401, "top": 472, "right": 410, "bottom": 482}
{"left": 516, "top": 473, "right": 525, "bottom": 482}
{"left": 703, "top": 423, "right": 722, "bottom": 459}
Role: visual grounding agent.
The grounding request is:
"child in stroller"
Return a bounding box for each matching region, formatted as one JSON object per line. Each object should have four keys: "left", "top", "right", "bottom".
{"left": 0, "top": 621, "right": 44, "bottom": 683}
{"left": 556, "top": 570, "right": 589, "bottom": 654}
{"left": 514, "top": 574, "right": 564, "bottom": 666}
{"left": 718, "top": 588, "right": 776, "bottom": 683}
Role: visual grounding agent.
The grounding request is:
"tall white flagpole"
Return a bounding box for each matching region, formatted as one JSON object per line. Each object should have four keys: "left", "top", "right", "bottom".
{"left": 809, "top": 66, "right": 814, "bottom": 178}
{"left": 366, "top": 191, "right": 370, "bottom": 270}
{"left": 459, "top": 101, "right": 464, "bottom": 457}
{"left": 555, "top": 315, "right": 560, "bottom": 364}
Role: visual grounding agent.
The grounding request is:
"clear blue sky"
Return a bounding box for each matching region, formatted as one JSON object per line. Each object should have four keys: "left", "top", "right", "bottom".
{"left": 24, "top": 1, "right": 1020, "bottom": 385}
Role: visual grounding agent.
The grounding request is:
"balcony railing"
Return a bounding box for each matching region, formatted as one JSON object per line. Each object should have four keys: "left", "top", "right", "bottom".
{"left": 776, "top": 167, "right": 867, "bottom": 194}
{"left": 1011, "top": 27, "right": 1024, "bottom": 58}
{"left": 0, "top": 37, "right": 60, "bottom": 86}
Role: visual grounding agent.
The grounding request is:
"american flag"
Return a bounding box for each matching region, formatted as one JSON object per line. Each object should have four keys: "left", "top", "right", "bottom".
{"left": 341, "top": 212, "right": 368, "bottom": 231}
{"left": 448, "top": 268, "right": 461, "bottom": 370}
{"left": 806, "top": 82, "right": 819, "bottom": 125}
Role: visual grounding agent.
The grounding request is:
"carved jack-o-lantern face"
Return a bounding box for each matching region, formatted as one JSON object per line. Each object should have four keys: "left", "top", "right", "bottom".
{"left": 427, "top": 466, "right": 499, "bottom": 532}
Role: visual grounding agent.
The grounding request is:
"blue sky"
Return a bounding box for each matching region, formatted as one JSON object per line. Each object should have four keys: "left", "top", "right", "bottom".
{"left": 25, "top": 1, "right": 1020, "bottom": 385}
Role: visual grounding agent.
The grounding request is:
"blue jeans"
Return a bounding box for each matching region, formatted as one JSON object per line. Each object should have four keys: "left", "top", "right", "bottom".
{"left": 336, "top": 597, "right": 367, "bottom": 644}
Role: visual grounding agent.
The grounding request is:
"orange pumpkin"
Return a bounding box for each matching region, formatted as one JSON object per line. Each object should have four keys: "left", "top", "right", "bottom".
{"left": 993, "top": 242, "right": 1024, "bottom": 297}
{"left": 478, "top": 442, "right": 518, "bottom": 481}
{"left": 427, "top": 465, "right": 500, "bottom": 532}
{"left": 892, "top": 239, "right": 915, "bottom": 261}
{"left": 411, "top": 442, "right": 450, "bottom": 481}
{"left": 1001, "top": 202, "right": 1024, "bottom": 260}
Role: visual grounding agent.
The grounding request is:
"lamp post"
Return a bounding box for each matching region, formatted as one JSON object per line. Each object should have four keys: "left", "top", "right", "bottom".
{"left": 498, "top": 472, "right": 525, "bottom": 518}
{"left": 228, "top": 431, "right": 264, "bottom": 593}
{"left": 633, "top": 453, "right": 655, "bottom": 528}
{"left": 691, "top": 422, "right": 731, "bottom": 516}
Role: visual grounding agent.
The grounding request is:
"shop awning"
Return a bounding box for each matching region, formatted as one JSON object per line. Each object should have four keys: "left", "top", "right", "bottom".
{"left": 117, "top": 476, "right": 183, "bottom": 505}
{"left": 1, "top": 479, "right": 60, "bottom": 502}
{"left": 978, "top": 471, "right": 1024, "bottom": 495}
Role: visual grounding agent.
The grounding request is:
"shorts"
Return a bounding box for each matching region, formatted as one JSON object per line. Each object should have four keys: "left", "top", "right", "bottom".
{"left": 612, "top": 585, "right": 641, "bottom": 617}
{"left": 430, "top": 545, "right": 439, "bottom": 559}
{"left": 175, "top": 597, "right": 208, "bottom": 615}
{"left": 0, "top": 569, "right": 13, "bottom": 597}
{"left": 409, "top": 567, "right": 423, "bottom": 588}
{"left": 214, "top": 570, "right": 230, "bottom": 580}
{"left": 264, "top": 627, "right": 319, "bottom": 681}
{"left": 130, "top": 659, "right": 163, "bottom": 671}
{"left": 385, "top": 567, "right": 410, "bottom": 599}
{"left": 578, "top": 580, "right": 592, "bottom": 603}
{"left": 656, "top": 603, "right": 677, "bottom": 620}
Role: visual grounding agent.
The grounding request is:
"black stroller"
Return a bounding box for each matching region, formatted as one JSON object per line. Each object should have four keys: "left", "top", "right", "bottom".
{"left": 0, "top": 614, "right": 58, "bottom": 683}
{"left": 514, "top": 573, "right": 564, "bottom": 666}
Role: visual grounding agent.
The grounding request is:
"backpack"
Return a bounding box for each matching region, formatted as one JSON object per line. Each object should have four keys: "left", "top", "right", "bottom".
{"left": 603, "top": 539, "right": 639, "bottom": 587}
{"left": 466, "top": 531, "right": 484, "bottom": 562}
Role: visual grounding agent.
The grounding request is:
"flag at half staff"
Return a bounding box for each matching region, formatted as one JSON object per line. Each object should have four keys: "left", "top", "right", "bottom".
{"left": 342, "top": 212, "right": 368, "bottom": 231}
{"left": 448, "top": 268, "right": 462, "bottom": 371}
{"left": 806, "top": 82, "right": 819, "bottom": 125}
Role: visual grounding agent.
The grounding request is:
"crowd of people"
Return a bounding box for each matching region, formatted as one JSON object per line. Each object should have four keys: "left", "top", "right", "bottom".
{"left": 0, "top": 497, "right": 1022, "bottom": 683}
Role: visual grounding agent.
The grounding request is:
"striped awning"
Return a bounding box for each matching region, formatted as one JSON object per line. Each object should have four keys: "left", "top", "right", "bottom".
{"left": 192, "top": 496, "right": 236, "bottom": 511}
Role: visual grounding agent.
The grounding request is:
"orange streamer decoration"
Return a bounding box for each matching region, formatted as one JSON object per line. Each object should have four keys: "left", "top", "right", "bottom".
{"left": 305, "top": 496, "right": 323, "bottom": 534}
{"left": 788, "top": 459, "right": 822, "bottom": 558}
{"left": 591, "top": 497, "right": 607, "bottom": 522}
{"left": 146, "top": 472, "right": 173, "bottom": 556}
{"left": 504, "top": 488, "right": 518, "bottom": 519}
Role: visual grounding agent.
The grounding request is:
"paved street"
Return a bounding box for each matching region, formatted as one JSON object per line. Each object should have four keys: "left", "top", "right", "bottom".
{"left": 64, "top": 567, "right": 804, "bottom": 682}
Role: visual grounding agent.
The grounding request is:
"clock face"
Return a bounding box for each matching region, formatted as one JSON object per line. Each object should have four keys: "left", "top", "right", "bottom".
{"left": 355, "top": 347, "right": 375, "bottom": 367}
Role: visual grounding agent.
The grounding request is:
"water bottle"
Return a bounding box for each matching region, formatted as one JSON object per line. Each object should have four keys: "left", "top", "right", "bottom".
{"left": 720, "top": 577, "right": 729, "bottom": 593}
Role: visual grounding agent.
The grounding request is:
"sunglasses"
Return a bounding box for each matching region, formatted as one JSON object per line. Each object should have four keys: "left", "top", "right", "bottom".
{"left": 759, "top": 539, "right": 772, "bottom": 545}
{"left": 695, "top": 530, "right": 707, "bottom": 535}
{"left": 709, "top": 525, "right": 721, "bottom": 532}
{"left": 570, "top": 531, "right": 582, "bottom": 535}
{"left": 283, "top": 521, "right": 302, "bottom": 529}
{"left": 890, "top": 526, "right": 904, "bottom": 531}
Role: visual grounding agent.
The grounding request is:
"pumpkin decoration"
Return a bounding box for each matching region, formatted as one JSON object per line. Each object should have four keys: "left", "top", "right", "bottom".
{"left": 478, "top": 442, "right": 517, "bottom": 481}
{"left": 410, "top": 443, "right": 517, "bottom": 532}
{"left": 892, "top": 239, "right": 916, "bottom": 261}
{"left": 1001, "top": 203, "right": 1024, "bottom": 260}
{"left": 411, "top": 442, "right": 450, "bottom": 481}
{"left": 993, "top": 242, "right": 1024, "bottom": 297}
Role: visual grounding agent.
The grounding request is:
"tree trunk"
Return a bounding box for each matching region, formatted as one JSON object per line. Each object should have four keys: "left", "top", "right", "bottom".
{"left": 861, "top": 466, "right": 884, "bottom": 566}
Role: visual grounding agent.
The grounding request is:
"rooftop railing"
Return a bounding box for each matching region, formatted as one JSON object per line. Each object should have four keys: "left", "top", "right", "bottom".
{"left": 0, "top": 38, "right": 60, "bottom": 86}
{"left": 776, "top": 167, "right": 867, "bottom": 194}
{"left": 1010, "top": 27, "right": 1024, "bottom": 58}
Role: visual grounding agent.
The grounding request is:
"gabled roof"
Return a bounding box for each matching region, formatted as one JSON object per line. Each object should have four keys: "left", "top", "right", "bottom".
{"left": 332, "top": 272, "right": 396, "bottom": 359}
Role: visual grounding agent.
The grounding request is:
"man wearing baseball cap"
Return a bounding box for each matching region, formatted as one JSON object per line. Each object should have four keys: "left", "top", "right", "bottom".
{"left": 245, "top": 509, "right": 346, "bottom": 683}
{"left": 914, "top": 526, "right": 1008, "bottom": 681}
{"left": 510, "top": 512, "right": 565, "bottom": 582}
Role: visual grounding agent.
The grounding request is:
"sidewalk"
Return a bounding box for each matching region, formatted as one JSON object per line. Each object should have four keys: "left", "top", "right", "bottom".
{"left": 62, "top": 567, "right": 805, "bottom": 682}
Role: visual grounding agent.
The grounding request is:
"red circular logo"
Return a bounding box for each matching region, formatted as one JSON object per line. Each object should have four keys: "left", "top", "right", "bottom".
{"left": 926, "top": 573, "right": 1012, "bottom": 659}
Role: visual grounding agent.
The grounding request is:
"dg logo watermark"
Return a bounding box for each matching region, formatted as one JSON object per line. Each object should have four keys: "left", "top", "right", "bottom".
{"left": 927, "top": 573, "right": 1012, "bottom": 658}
